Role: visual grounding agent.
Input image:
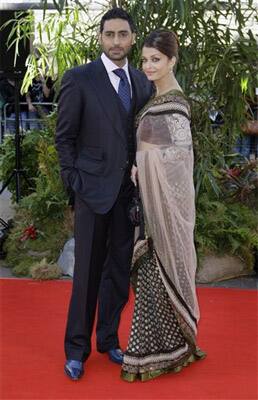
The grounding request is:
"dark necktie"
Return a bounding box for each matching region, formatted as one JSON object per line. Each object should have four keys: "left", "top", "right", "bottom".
{"left": 113, "top": 68, "right": 131, "bottom": 112}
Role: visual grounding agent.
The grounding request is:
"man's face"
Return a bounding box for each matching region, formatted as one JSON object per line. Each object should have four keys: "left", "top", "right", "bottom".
{"left": 99, "top": 18, "right": 135, "bottom": 65}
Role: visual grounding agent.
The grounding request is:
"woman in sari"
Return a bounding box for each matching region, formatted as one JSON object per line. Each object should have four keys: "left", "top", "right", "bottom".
{"left": 121, "top": 30, "right": 206, "bottom": 382}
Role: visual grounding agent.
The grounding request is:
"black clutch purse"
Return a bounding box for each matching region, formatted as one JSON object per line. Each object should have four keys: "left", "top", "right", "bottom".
{"left": 127, "top": 184, "right": 144, "bottom": 227}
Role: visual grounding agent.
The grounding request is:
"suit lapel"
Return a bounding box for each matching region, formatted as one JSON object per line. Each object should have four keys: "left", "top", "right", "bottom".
{"left": 88, "top": 58, "right": 126, "bottom": 146}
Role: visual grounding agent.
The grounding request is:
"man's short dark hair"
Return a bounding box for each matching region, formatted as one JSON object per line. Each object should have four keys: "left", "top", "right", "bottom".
{"left": 100, "top": 7, "right": 136, "bottom": 33}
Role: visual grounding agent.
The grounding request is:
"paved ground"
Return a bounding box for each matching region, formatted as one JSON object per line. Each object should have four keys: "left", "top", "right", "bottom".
{"left": 0, "top": 264, "right": 13, "bottom": 278}
{"left": 1, "top": 186, "right": 257, "bottom": 288}
{"left": 198, "top": 275, "right": 257, "bottom": 289}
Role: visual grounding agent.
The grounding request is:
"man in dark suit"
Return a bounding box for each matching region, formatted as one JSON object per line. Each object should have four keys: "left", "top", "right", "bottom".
{"left": 55, "top": 7, "right": 152, "bottom": 380}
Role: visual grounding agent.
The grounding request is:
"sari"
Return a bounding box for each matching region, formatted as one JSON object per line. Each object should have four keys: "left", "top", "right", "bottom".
{"left": 121, "top": 90, "right": 205, "bottom": 382}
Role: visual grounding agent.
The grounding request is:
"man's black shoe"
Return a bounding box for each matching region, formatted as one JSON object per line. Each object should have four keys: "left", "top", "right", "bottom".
{"left": 64, "top": 359, "right": 84, "bottom": 380}
{"left": 107, "top": 348, "right": 124, "bottom": 365}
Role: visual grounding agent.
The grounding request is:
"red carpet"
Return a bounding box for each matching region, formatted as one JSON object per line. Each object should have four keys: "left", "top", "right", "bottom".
{"left": 0, "top": 279, "right": 257, "bottom": 400}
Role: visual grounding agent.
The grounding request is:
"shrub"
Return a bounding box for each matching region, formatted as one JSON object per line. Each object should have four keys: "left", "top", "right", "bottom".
{"left": 195, "top": 193, "right": 258, "bottom": 269}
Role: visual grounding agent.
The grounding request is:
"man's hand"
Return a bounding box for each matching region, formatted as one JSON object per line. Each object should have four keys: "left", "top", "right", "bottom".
{"left": 28, "top": 104, "right": 37, "bottom": 112}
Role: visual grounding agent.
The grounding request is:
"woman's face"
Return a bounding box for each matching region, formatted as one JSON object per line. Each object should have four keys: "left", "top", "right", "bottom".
{"left": 141, "top": 46, "right": 175, "bottom": 82}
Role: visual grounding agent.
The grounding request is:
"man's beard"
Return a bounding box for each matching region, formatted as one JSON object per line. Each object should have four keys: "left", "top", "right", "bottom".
{"left": 104, "top": 48, "right": 130, "bottom": 61}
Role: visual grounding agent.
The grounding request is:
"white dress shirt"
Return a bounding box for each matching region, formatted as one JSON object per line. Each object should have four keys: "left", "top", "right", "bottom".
{"left": 101, "top": 53, "right": 132, "bottom": 97}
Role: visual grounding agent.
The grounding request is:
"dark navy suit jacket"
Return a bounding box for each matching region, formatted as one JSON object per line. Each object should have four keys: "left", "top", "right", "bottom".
{"left": 56, "top": 57, "right": 152, "bottom": 214}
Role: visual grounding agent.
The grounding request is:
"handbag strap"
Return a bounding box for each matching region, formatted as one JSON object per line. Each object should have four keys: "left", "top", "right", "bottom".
{"left": 135, "top": 182, "right": 145, "bottom": 241}
{"left": 138, "top": 215, "right": 145, "bottom": 240}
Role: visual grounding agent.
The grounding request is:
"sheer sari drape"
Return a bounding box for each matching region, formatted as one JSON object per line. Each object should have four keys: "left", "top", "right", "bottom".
{"left": 122, "top": 92, "right": 205, "bottom": 381}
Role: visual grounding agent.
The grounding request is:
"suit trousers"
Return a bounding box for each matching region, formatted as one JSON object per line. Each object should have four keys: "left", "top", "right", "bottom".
{"left": 64, "top": 173, "right": 135, "bottom": 362}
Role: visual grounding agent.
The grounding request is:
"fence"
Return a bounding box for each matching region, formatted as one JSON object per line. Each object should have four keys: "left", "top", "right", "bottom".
{"left": 0, "top": 102, "right": 56, "bottom": 143}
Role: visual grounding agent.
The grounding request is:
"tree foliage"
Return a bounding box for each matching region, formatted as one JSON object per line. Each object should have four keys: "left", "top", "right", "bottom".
{"left": 3, "top": 0, "right": 257, "bottom": 196}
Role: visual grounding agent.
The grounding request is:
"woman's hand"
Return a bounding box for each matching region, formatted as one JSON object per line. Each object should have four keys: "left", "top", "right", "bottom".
{"left": 131, "top": 165, "right": 138, "bottom": 186}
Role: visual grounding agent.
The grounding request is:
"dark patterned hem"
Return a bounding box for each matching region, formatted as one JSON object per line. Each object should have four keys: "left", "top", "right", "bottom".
{"left": 121, "top": 348, "right": 206, "bottom": 382}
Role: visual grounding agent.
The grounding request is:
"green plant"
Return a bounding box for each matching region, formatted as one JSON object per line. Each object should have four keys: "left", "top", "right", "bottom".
{"left": 4, "top": 207, "right": 72, "bottom": 276}
{"left": 1, "top": 6, "right": 101, "bottom": 94}
{"left": 0, "top": 131, "right": 39, "bottom": 198}
{"left": 218, "top": 157, "right": 258, "bottom": 207}
{"left": 30, "top": 258, "right": 62, "bottom": 280}
{"left": 0, "top": 112, "right": 58, "bottom": 200}
{"left": 2, "top": 113, "right": 71, "bottom": 277}
{"left": 20, "top": 134, "right": 67, "bottom": 220}
{"left": 195, "top": 192, "right": 258, "bottom": 269}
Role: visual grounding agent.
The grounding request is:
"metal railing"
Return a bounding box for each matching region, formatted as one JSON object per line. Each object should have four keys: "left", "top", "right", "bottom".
{"left": 0, "top": 102, "right": 56, "bottom": 143}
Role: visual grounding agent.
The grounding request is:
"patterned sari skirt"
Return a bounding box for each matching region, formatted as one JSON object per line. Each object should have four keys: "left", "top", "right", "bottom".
{"left": 121, "top": 245, "right": 205, "bottom": 382}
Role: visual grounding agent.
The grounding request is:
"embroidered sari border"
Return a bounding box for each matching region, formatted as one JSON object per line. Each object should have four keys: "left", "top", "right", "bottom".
{"left": 154, "top": 249, "right": 197, "bottom": 325}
